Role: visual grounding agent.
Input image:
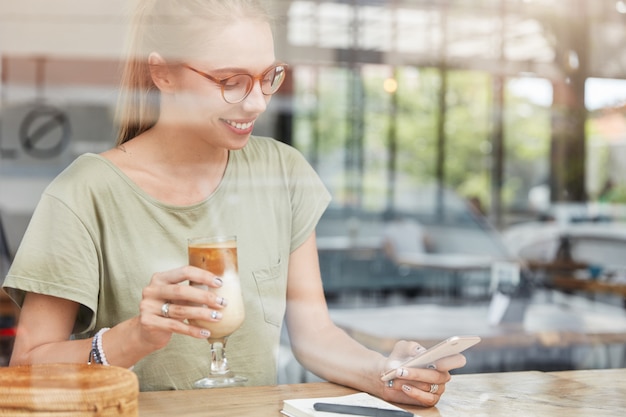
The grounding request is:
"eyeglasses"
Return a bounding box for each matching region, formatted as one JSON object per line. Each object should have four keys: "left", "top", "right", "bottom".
{"left": 183, "top": 63, "right": 288, "bottom": 104}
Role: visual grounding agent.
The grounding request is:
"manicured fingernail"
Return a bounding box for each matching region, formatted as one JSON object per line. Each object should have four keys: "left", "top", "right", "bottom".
{"left": 217, "top": 297, "right": 228, "bottom": 307}
{"left": 416, "top": 346, "right": 427, "bottom": 353}
{"left": 396, "top": 368, "right": 407, "bottom": 378}
{"left": 211, "top": 310, "right": 222, "bottom": 320}
{"left": 214, "top": 277, "right": 223, "bottom": 286}
{"left": 200, "top": 329, "right": 210, "bottom": 338}
{"left": 402, "top": 385, "right": 412, "bottom": 392}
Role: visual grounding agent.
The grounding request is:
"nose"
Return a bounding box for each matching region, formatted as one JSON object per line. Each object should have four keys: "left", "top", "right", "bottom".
{"left": 241, "top": 81, "right": 269, "bottom": 113}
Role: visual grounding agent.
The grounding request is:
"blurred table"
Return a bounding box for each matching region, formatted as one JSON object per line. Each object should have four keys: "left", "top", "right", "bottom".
{"left": 393, "top": 253, "right": 496, "bottom": 272}
{"left": 316, "top": 236, "right": 381, "bottom": 260}
{"left": 316, "top": 236, "right": 384, "bottom": 293}
{"left": 316, "top": 236, "right": 497, "bottom": 297}
{"left": 316, "top": 236, "right": 499, "bottom": 271}
{"left": 525, "top": 260, "right": 589, "bottom": 273}
{"left": 551, "top": 276, "right": 626, "bottom": 309}
{"left": 329, "top": 299, "right": 626, "bottom": 370}
{"left": 138, "top": 369, "right": 626, "bottom": 416}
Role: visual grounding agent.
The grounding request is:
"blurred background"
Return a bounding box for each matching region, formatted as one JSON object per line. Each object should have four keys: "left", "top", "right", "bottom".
{"left": 2, "top": 0, "right": 626, "bottom": 379}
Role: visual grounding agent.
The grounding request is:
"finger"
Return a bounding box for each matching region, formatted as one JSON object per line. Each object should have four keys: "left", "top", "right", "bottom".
{"left": 141, "top": 307, "right": 214, "bottom": 340}
{"left": 159, "top": 301, "right": 224, "bottom": 323}
{"left": 144, "top": 280, "right": 227, "bottom": 310}
{"left": 389, "top": 340, "right": 426, "bottom": 360}
{"left": 398, "top": 382, "right": 445, "bottom": 407}
{"left": 149, "top": 266, "right": 223, "bottom": 288}
{"left": 384, "top": 378, "right": 397, "bottom": 391}
{"left": 385, "top": 341, "right": 427, "bottom": 372}
{"left": 183, "top": 286, "right": 229, "bottom": 310}
{"left": 185, "top": 265, "right": 225, "bottom": 288}
{"left": 434, "top": 353, "right": 467, "bottom": 371}
{"left": 416, "top": 381, "right": 446, "bottom": 396}
{"left": 386, "top": 377, "right": 445, "bottom": 395}
{"left": 144, "top": 299, "right": 224, "bottom": 339}
{"left": 383, "top": 381, "right": 444, "bottom": 408}
{"left": 385, "top": 364, "right": 449, "bottom": 383}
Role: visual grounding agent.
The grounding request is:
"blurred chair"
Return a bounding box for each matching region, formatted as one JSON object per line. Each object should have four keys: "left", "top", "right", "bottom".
{"left": 381, "top": 210, "right": 431, "bottom": 268}
{"left": 381, "top": 210, "right": 497, "bottom": 298}
{"left": 0, "top": 210, "right": 11, "bottom": 279}
{"left": 0, "top": 214, "right": 9, "bottom": 252}
{"left": 0, "top": 210, "right": 17, "bottom": 366}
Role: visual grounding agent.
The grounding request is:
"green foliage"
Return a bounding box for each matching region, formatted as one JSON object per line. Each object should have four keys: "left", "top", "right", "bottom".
{"left": 292, "top": 65, "right": 552, "bottom": 213}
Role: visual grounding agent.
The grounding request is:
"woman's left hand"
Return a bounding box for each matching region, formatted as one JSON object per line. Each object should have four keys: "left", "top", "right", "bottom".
{"left": 379, "top": 340, "right": 467, "bottom": 407}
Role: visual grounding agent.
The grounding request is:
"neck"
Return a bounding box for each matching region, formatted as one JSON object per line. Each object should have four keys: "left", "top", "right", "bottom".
{"left": 143, "top": 124, "right": 230, "bottom": 177}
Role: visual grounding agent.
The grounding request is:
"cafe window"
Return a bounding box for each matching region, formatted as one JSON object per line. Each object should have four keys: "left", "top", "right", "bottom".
{"left": 2, "top": 0, "right": 626, "bottom": 381}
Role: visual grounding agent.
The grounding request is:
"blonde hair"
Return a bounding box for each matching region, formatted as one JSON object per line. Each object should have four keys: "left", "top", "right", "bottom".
{"left": 115, "top": 0, "right": 272, "bottom": 145}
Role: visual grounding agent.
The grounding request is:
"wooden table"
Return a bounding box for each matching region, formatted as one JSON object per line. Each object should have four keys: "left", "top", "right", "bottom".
{"left": 138, "top": 368, "right": 626, "bottom": 416}
{"left": 551, "top": 276, "right": 626, "bottom": 309}
{"left": 525, "top": 260, "right": 589, "bottom": 273}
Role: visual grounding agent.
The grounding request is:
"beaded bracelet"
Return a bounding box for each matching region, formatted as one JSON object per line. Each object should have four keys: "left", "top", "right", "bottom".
{"left": 88, "top": 327, "right": 111, "bottom": 366}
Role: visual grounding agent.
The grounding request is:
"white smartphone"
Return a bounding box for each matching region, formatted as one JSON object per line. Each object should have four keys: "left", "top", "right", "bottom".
{"left": 380, "top": 335, "right": 481, "bottom": 381}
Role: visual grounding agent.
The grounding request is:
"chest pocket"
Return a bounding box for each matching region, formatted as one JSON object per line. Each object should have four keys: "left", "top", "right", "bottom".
{"left": 252, "top": 259, "right": 285, "bottom": 327}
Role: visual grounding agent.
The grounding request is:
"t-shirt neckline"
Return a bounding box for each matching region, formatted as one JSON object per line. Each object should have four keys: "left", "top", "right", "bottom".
{"left": 83, "top": 152, "right": 233, "bottom": 211}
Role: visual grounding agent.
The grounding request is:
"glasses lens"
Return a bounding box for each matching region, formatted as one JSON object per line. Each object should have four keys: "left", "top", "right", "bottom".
{"left": 261, "top": 65, "right": 286, "bottom": 95}
{"left": 222, "top": 74, "right": 253, "bottom": 103}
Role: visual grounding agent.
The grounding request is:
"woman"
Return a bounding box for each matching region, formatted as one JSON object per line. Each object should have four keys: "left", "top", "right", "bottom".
{"left": 2, "top": 0, "right": 465, "bottom": 405}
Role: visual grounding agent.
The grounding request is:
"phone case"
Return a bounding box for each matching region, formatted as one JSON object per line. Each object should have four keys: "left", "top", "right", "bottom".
{"left": 380, "top": 335, "right": 481, "bottom": 381}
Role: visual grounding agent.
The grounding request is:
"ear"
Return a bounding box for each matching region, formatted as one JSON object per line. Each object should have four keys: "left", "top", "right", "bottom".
{"left": 148, "top": 52, "right": 176, "bottom": 93}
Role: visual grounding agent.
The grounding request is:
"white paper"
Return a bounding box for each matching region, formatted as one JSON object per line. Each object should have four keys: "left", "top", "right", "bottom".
{"left": 281, "top": 392, "right": 413, "bottom": 417}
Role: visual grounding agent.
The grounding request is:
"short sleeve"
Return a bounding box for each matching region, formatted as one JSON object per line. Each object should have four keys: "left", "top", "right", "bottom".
{"left": 3, "top": 193, "right": 99, "bottom": 334}
{"left": 285, "top": 149, "right": 332, "bottom": 252}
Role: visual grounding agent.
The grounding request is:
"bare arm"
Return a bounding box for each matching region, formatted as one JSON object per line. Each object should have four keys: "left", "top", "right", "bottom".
{"left": 285, "top": 232, "right": 465, "bottom": 406}
{"left": 10, "top": 265, "right": 228, "bottom": 369}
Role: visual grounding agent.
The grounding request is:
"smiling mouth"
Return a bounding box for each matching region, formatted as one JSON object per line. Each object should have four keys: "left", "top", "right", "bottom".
{"left": 224, "top": 119, "right": 254, "bottom": 131}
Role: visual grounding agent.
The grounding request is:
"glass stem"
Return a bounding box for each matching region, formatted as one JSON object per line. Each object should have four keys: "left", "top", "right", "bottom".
{"left": 209, "top": 337, "right": 231, "bottom": 376}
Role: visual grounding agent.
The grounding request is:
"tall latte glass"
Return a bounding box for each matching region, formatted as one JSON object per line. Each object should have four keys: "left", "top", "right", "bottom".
{"left": 188, "top": 235, "right": 246, "bottom": 388}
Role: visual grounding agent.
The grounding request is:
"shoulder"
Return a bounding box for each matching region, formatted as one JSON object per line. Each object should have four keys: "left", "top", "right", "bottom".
{"left": 52, "top": 153, "right": 114, "bottom": 182}
{"left": 44, "top": 153, "right": 120, "bottom": 200}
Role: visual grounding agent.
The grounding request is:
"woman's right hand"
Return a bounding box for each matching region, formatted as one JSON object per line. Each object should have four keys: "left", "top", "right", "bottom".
{"left": 137, "top": 265, "right": 227, "bottom": 349}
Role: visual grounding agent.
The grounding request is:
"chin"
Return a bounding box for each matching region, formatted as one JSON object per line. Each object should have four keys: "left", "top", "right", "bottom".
{"left": 227, "top": 134, "right": 251, "bottom": 150}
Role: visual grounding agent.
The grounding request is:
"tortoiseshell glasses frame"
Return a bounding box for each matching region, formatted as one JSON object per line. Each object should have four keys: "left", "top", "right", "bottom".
{"left": 183, "top": 62, "right": 288, "bottom": 104}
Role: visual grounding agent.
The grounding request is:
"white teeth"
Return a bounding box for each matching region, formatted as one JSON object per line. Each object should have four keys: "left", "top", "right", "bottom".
{"left": 225, "top": 120, "right": 253, "bottom": 130}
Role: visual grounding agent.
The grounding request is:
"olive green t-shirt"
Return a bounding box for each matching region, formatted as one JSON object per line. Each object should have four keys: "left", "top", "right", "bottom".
{"left": 3, "top": 136, "right": 331, "bottom": 391}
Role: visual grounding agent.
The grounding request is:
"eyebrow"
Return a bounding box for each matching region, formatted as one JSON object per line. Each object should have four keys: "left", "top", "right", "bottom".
{"left": 201, "top": 62, "right": 282, "bottom": 76}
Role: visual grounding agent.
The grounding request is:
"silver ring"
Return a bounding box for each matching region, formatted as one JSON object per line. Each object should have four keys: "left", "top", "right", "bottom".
{"left": 161, "top": 302, "right": 170, "bottom": 318}
{"left": 387, "top": 379, "right": 394, "bottom": 388}
{"left": 429, "top": 383, "right": 439, "bottom": 394}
